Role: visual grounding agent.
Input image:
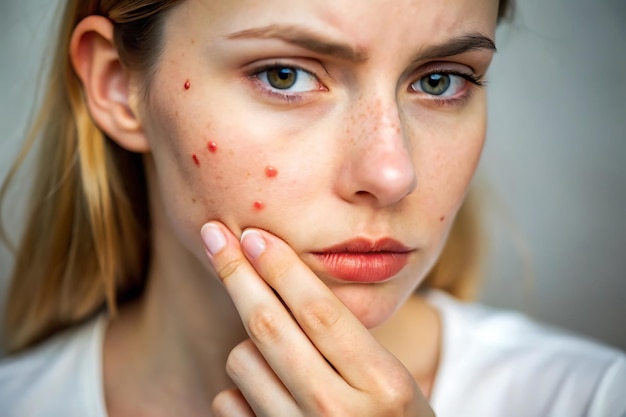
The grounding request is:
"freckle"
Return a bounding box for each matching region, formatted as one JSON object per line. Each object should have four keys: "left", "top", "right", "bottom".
{"left": 265, "top": 166, "right": 278, "bottom": 178}
{"left": 440, "top": 216, "right": 445, "bottom": 222}
{"left": 208, "top": 141, "right": 218, "bottom": 153}
{"left": 184, "top": 80, "right": 191, "bottom": 90}
{"left": 192, "top": 154, "right": 200, "bottom": 166}
{"left": 253, "top": 201, "right": 265, "bottom": 211}
{"left": 192, "top": 198, "right": 197, "bottom": 203}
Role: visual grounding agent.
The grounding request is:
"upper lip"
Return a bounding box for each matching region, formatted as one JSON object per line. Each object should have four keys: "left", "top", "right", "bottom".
{"left": 313, "top": 237, "right": 413, "bottom": 254}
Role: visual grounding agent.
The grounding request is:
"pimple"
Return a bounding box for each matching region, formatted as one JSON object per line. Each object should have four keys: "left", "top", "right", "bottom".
{"left": 253, "top": 201, "right": 266, "bottom": 211}
{"left": 184, "top": 80, "right": 191, "bottom": 90}
{"left": 192, "top": 154, "right": 200, "bottom": 166}
{"left": 440, "top": 216, "right": 446, "bottom": 222}
{"left": 265, "top": 166, "right": 278, "bottom": 178}
{"left": 208, "top": 141, "right": 218, "bottom": 153}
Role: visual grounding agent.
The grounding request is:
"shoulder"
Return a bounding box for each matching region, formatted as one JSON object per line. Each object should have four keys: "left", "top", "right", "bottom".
{"left": 426, "top": 290, "right": 626, "bottom": 417}
{"left": 0, "top": 315, "right": 108, "bottom": 417}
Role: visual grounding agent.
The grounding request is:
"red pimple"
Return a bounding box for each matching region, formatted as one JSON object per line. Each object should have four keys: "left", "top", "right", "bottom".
{"left": 184, "top": 80, "right": 191, "bottom": 90}
{"left": 253, "top": 201, "right": 265, "bottom": 211}
{"left": 208, "top": 141, "right": 218, "bottom": 153}
{"left": 192, "top": 154, "right": 200, "bottom": 166}
{"left": 265, "top": 166, "right": 278, "bottom": 178}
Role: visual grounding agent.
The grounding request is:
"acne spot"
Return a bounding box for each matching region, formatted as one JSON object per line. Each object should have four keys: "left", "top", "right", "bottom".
{"left": 440, "top": 216, "right": 445, "bottom": 222}
{"left": 253, "top": 201, "right": 266, "bottom": 211}
{"left": 192, "top": 154, "right": 200, "bottom": 166}
{"left": 184, "top": 80, "right": 191, "bottom": 90}
{"left": 208, "top": 141, "right": 218, "bottom": 153}
{"left": 265, "top": 166, "right": 278, "bottom": 178}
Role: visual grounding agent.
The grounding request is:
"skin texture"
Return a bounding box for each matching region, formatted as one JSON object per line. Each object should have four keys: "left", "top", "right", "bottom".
{"left": 70, "top": 0, "right": 499, "bottom": 415}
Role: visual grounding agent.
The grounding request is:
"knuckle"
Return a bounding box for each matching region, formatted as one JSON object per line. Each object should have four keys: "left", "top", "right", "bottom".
{"left": 225, "top": 340, "right": 255, "bottom": 380}
{"left": 309, "top": 390, "right": 345, "bottom": 417}
{"left": 216, "top": 257, "right": 244, "bottom": 281}
{"left": 300, "top": 298, "right": 341, "bottom": 333}
{"left": 211, "top": 389, "right": 239, "bottom": 417}
{"left": 247, "top": 307, "right": 285, "bottom": 345}
{"left": 375, "top": 368, "right": 416, "bottom": 411}
{"left": 265, "top": 255, "right": 292, "bottom": 287}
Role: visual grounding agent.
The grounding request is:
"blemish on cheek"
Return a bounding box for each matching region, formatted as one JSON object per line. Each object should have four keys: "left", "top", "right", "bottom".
{"left": 208, "top": 141, "right": 218, "bottom": 153}
{"left": 253, "top": 201, "right": 266, "bottom": 211}
{"left": 265, "top": 166, "right": 278, "bottom": 178}
{"left": 192, "top": 154, "right": 200, "bottom": 166}
{"left": 440, "top": 216, "right": 446, "bottom": 222}
{"left": 184, "top": 80, "right": 191, "bottom": 90}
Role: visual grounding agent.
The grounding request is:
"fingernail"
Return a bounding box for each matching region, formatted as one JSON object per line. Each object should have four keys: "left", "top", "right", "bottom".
{"left": 241, "top": 229, "right": 266, "bottom": 259}
{"left": 201, "top": 223, "right": 226, "bottom": 256}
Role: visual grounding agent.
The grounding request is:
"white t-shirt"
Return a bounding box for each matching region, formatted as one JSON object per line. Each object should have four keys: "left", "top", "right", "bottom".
{"left": 0, "top": 292, "right": 624, "bottom": 417}
{"left": 425, "top": 291, "right": 626, "bottom": 416}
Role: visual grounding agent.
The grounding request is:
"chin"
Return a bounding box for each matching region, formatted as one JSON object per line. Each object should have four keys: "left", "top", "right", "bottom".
{"left": 330, "top": 284, "right": 405, "bottom": 329}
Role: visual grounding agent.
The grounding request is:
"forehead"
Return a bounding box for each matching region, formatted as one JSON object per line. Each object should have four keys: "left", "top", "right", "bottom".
{"left": 167, "top": 0, "right": 499, "bottom": 51}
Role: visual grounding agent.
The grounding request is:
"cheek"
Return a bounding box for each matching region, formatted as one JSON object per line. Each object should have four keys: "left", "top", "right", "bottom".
{"left": 145, "top": 108, "right": 314, "bottom": 239}
{"left": 405, "top": 101, "right": 486, "bottom": 253}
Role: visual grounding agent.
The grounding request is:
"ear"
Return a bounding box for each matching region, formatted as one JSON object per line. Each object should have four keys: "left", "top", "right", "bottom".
{"left": 70, "top": 16, "right": 150, "bottom": 153}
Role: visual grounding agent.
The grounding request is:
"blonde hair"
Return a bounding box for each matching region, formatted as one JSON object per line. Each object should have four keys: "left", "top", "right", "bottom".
{"left": 1, "top": 0, "right": 513, "bottom": 354}
{"left": 0, "top": 0, "right": 181, "bottom": 353}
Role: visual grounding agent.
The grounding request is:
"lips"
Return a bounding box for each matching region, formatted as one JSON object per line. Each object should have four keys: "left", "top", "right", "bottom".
{"left": 311, "top": 238, "right": 412, "bottom": 283}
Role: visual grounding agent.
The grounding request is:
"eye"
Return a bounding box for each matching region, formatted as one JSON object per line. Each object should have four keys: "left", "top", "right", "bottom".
{"left": 256, "top": 66, "right": 320, "bottom": 93}
{"left": 410, "top": 72, "right": 472, "bottom": 97}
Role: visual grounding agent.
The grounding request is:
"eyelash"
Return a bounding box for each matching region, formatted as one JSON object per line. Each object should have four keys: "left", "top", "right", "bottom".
{"left": 248, "top": 63, "right": 486, "bottom": 107}
{"left": 414, "top": 70, "right": 486, "bottom": 108}
{"left": 249, "top": 63, "right": 323, "bottom": 104}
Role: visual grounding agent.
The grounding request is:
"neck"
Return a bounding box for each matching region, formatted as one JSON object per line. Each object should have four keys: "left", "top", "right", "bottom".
{"left": 371, "top": 293, "right": 441, "bottom": 398}
{"left": 103, "top": 218, "right": 248, "bottom": 416}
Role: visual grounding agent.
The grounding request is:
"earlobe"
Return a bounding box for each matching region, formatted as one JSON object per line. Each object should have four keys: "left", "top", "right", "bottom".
{"left": 70, "top": 16, "right": 150, "bottom": 153}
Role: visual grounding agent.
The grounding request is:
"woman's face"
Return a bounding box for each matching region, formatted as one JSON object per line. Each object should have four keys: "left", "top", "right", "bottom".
{"left": 137, "top": 0, "right": 499, "bottom": 328}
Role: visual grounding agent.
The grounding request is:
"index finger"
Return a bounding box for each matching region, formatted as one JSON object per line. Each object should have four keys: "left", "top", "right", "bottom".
{"left": 238, "top": 227, "right": 404, "bottom": 391}
{"left": 201, "top": 222, "right": 344, "bottom": 397}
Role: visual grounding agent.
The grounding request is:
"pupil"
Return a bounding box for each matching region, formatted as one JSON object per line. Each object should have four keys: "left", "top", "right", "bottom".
{"left": 428, "top": 74, "right": 443, "bottom": 87}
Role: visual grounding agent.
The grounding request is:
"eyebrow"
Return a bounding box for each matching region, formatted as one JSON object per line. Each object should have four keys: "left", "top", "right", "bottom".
{"left": 225, "top": 24, "right": 368, "bottom": 61}
{"left": 225, "top": 24, "right": 495, "bottom": 63}
{"left": 413, "top": 33, "right": 497, "bottom": 62}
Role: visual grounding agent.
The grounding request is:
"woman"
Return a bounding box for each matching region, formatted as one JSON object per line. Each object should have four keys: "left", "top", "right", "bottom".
{"left": 1, "top": 0, "right": 624, "bottom": 416}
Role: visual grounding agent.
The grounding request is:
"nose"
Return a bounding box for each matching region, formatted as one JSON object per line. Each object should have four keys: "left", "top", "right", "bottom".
{"left": 336, "top": 96, "right": 417, "bottom": 207}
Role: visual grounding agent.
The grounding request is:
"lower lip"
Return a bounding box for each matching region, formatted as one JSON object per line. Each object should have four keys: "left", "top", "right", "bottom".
{"left": 312, "top": 252, "right": 410, "bottom": 283}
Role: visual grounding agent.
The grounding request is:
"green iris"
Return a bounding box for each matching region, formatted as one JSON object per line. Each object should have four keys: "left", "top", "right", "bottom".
{"left": 420, "top": 73, "right": 451, "bottom": 96}
{"left": 267, "top": 67, "right": 298, "bottom": 90}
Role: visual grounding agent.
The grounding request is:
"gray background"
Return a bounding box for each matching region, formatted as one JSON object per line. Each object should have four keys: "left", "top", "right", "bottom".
{"left": 1, "top": 0, "right": 625, "bottom": 352}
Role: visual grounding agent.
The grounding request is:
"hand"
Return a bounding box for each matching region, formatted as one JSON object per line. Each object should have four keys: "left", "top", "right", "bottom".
{"left": 201, "top": 222, "right": 434, "bottom": 417}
